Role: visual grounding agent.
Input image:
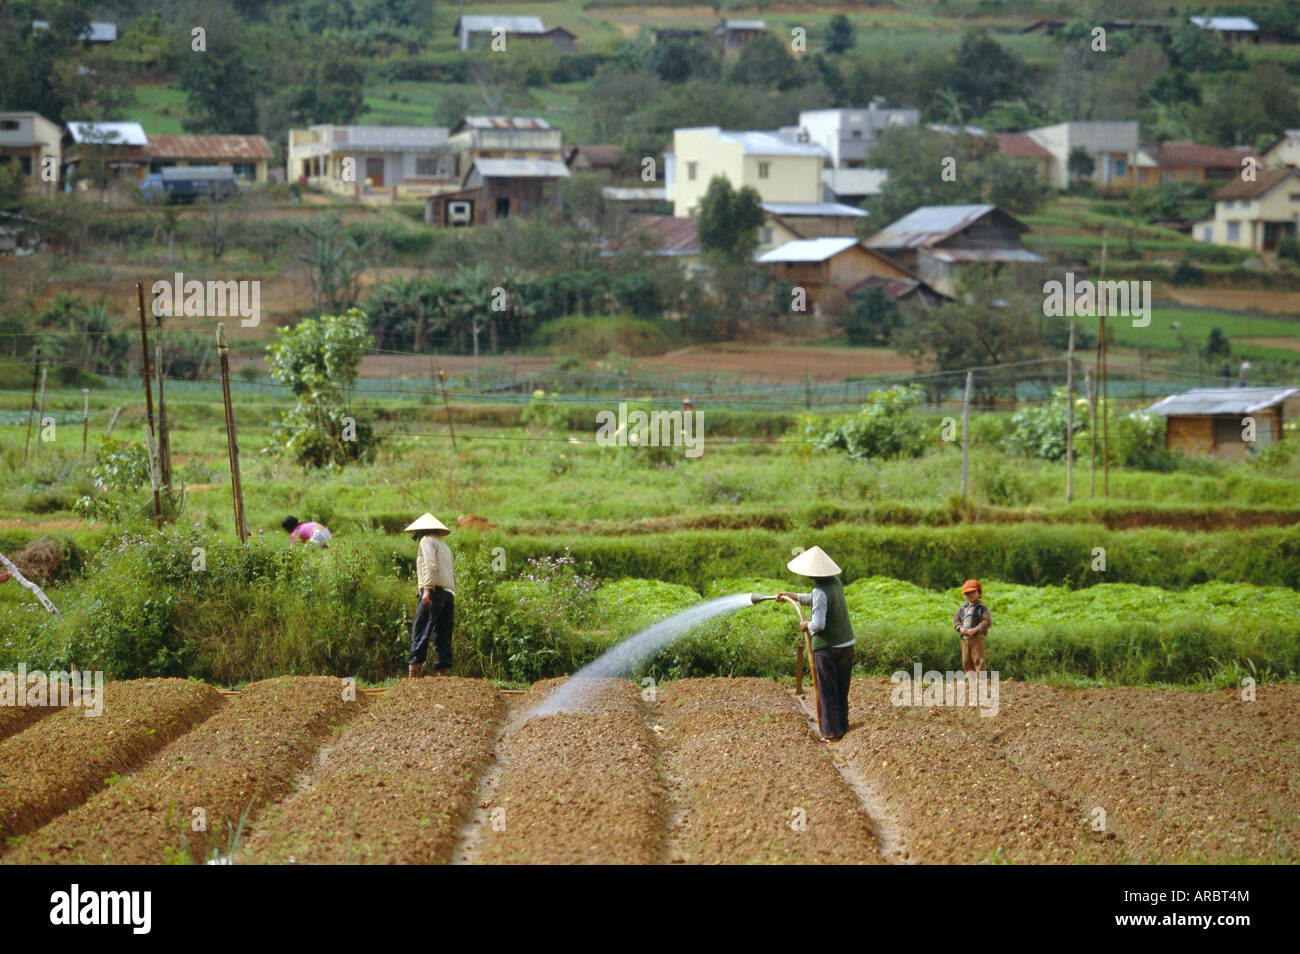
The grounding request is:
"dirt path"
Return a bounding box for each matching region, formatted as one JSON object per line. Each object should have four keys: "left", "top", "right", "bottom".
{"left": 452, "top": 689, "right": 534, "bottom": 865}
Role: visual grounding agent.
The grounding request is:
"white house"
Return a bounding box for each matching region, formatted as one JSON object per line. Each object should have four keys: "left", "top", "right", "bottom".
{"left": 1025, "top": 121, "right": 1140, "bottom": 190}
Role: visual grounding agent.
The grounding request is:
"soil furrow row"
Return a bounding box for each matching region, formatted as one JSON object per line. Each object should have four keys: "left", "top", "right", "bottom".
{"left": 656, "top": 677, "right": 885, "bottom": 864}
{"left": 473, "top": 678, "right": 666, "bottom": 865}
{"left": 0, "top": 679, "right": 223, "bottom": 851}
{"left": 243, "top": 678, "right": 502, "bottom": 864}
{"left": 7, "top": 676, "right": 360, "bottom": 864}
{"left": 839, "top": 680, "right": 1121, "bottom": 864}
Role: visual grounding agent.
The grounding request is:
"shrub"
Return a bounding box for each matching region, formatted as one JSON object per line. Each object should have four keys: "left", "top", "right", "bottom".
{"left": 805, "top": 385, "right": 926, "bottom": 461}
{"left": 1004, "top": 387, "right": 1085, "bottom": 461}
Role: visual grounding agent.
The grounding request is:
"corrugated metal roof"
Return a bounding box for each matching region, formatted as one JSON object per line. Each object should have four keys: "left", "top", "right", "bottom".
{"left": 822, "top": 168, "right": 888, "bottom": 198}
{"left": 758, "top": 237, "right": 860, "bottom": 263}
{"left": 1145, "top": 387, "right": 1299, "bottom": 417}
{"left": 604, "top": 215, "right": 700, "bottom": 256}
{"left": 336, "top": 125, "right": 448, "bottom": 150}
{"left": 455, "top": 16, "right": 546, "bottom": 34}
{"left": 682, "top": 128, "right": 825, "bottom": 158}
{"left": 472, "top": 158, "right": 570, "bottom": 178}
{"left": 923, "top": 247, "right": 1044, "bottom": 263}
{"left": 459, "top": 116, "right": 552, "bottom": 131}
{"left": 762, "top": 201, "right": 867, "bottom": 218}
{"left": 67, "top": 121, "right": 147, "bottom": 146}
{"left": 1190, "top": 16, "right": 1257, "bottom": 31}
{"left": 148, "top": 135, "right": 273, "bottom": 161}
{"left": 723, "top": 19, "right": 766, "bottom": 30}
{"left": 865, "top": 204, "right": 997, "bottom": 249}
{"left": 32, "top": 20, "right": 117, "bottom": 41}
{"left": 601, "top": 187, "right": 666, "bottom": 201}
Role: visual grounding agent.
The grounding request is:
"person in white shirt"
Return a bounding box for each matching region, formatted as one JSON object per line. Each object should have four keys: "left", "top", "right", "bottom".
{"left": 404, "top": 512, "right": 457, "bottom": 678}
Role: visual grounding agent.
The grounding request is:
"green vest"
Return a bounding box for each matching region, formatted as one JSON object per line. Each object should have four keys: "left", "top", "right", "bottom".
{"left": 811, "top": 577, "right": 854, "bottom": 651}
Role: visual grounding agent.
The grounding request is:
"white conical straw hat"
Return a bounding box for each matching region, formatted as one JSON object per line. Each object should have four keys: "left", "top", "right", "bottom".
{"left": 404, "top": 512, "right": 450, "bottom": 535}
{"left": 786, "top": 546, "right": 841, "bottom": 578}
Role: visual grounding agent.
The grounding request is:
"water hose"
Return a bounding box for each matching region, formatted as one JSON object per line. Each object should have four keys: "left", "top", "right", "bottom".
{"left": 752, "top": 593, "right": 822, "bottom": 735}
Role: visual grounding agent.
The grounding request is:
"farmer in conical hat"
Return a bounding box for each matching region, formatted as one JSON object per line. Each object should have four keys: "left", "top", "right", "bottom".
{"left": 953, "top": 579, "right": 990, "bottom": 675}
{"left": 404, "top": 512, "right": 456, "bottom": 679}
{"left": 778, "top": 546, "right": 854, "bottom": 741}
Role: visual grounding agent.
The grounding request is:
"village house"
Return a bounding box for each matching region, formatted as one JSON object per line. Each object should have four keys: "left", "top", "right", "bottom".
{"left": 147, "top": 135, "right": 274, "bottom": 183}
{"left": 792, "top": 106, "right": 920, "bottom": 170}
{"left": 756, "top": 237, "right": 934, "bottom": 316}
{"left": 452, "top": 16, "right": 575, "bottom": 52}
{"left": 716, "top": 19, "right": 766, "bottom": 49}
{"left": 447, "top": 116, "right": 563, "bottom": 181}
{"left": 287, "top": 124, "right": 451, "bottom": 200}
{"left": 1260, "top": 130, "right": 1300, "bottom": 169}
{"left": 666, "top": 127, "right": 826, "bottom": 217}
{"left": 602, "top": 215, "right": 703, "bottom": 275}
{"left": 0, "top": 112, "right": 61, "bottom": 195}
{"left": 31, "top": 20, "right": 117, "bottom": 44}
{"left": 64, "top": 121, "right": 150, "bottom": 186}
{"left": 1123, "top": 141, "right": 1256, "bottom": 187}
{"left": 1193, "top": 167, "right": 1300, "bottom": 253}
{"left": 425, "top": 158, "right": 570, "bottom": 227}
{"left": 1145, "top": 387, "right": 1299, "bottom": 459}
{"left": 1024, "top": 121, "right": 1140, "bottom": 190}
{"left": 1022, "top": 18, "right": 1166, "bottom": 37}
{"left": 989, "top": 133, "right": 1054, "bottom": 181}
{"left": 864, "top": 204, "right": 1042, "bottom": 297}
{"left": 1189, "top": 16, "right": 1260, "bottom": 44}
{"left": 758, "top": 201, "right": 868, "bottom": 253}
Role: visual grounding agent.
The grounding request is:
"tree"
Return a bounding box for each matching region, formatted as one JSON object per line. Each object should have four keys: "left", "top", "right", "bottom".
{"left": 730, "top": 33, "right": 799, "bottom": 90}
{"left": 266, "top": 310, "right": 377, "bottom": 468}
{"left": 178, "top": 29, "right": 260, "bottom": 133}
{"left": 297, "top": 214, "right": 377, "bottom": 314}
{"left": 845, "top": 286, "right": 902, "bottom": 346}
{"left": 1206, "top": 327, "right": 1231, "bottom": 362}
{"left": 948, "top": 31, "right": 1029, "bottom": 117}
{"left": 290, "top": 57, "right": 368, "bottom": 125}
{"left": 825, "top": 15, "right": 854, "bottom": 55}
{"left": 1067, "top": 147, "right": 1095, "bottom": 181}
{"left": 696, "top": 176, "right": 765, "bottom": 261}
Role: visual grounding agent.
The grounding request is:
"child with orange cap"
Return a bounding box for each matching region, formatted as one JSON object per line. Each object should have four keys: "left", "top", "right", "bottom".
{"left": 952, "top": 580, "right": 991, "bottom": 674}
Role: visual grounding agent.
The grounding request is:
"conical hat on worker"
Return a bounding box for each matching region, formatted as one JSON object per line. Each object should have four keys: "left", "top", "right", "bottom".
{"left": 786, "top": 546, "right": 841, "bottom": 578}
{"left": 404, "top": 512, "right": 450, "bottom": 536}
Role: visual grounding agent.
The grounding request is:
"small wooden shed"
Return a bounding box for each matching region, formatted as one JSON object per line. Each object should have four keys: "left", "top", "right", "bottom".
{"left": 1144, "top": 387, "right": 1299, "bottom": 459}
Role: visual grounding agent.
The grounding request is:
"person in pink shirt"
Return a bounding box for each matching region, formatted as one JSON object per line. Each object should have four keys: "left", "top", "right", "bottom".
{"left": 281, "top": 515, "right": 332, "bottom": 548}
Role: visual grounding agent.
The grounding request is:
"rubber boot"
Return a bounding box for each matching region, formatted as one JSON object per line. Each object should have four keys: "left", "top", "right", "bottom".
{"left": 408, "top": 663, "right": 422, "bottom": 679}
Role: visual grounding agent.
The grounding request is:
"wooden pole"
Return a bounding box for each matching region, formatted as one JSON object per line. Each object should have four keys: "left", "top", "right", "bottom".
{"left": 154, "top": 308, "right": 172, "bottom": 491}
{"left": 0, "top": 551, "right": 61, "bottom": 618}
{"left": 81, "top": 389, "right": 90, "bottom": 454}
{"left": 1100, "top": 311, "right": 1109, "bottom": 498}
{"left": 1086, "top": 367, "right": 1096, "bottom": 499}
{"left": 437, "top": 367, "right": 458, "bottom": 452}
{"left": 217, "top": 324, "right": 248, "bottom": 543}
{"left": 33, "top": 366, "right": 47, "bottom": 458}
{"left": 105, "top": 407, "right": 123, "bottom": 437}
{"left": 1065, "top": 318, "right": 1075, "bottom": 504}
{"left": 136, "top": 281, "right": 162, "bottom": 525}
{"left": 23, "top": 350, "right": 39, "bottom": 465}
{"left": 961, "top": 370, "right": 973, "bottom": 504}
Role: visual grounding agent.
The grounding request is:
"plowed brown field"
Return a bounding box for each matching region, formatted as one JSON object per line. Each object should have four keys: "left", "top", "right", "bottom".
{"left": 2, "top": 676, "right": 1295, "bottom": 864}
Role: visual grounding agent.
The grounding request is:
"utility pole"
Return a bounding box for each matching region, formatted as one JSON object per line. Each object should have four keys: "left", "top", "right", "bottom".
{"left": 136, "top": 281, "right": 162, "bottom": 525}
{"left": 23, "top": 349, "right": 39, "bottom": 465}
{"left": 217, "top": 324, "right": 248, "bottom": 543}
{"left": 1065, "top": 318, "right": 1075, "bottom": 504}
{"left": 961, "top": 370, "right": 973, "bottom": 504}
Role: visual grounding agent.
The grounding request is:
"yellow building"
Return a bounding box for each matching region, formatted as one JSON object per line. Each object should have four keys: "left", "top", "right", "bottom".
{"left": 446, "top": 117, "right": 563, "bottom": 181}
{"left": 0, "top": 111, "right": 61, "bottom": 194}
{"left": 1193, "top": 167, "right": 1300, "bottom": 253}
{"left": 287, "top": 124, "right": 451, "bottom": 200}
{"left": 666, "top": 127, "right": 826, "bottom": 218}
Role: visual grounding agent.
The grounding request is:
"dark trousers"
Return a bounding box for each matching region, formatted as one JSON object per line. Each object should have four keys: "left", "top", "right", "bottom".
{"left": 812, "top": 644, "right": 854, "bottom": 739}
{"left": 408, "top": 588, "right": 454, "bottom": 669}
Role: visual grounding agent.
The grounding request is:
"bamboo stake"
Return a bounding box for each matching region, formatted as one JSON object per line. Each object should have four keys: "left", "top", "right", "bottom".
{"left": 136, "top": 281, "right": 162, "bottom": 525}
{"left": 81, "top": 389, "right": 90, "bottom": 454}
{"left": 217, "top": 324, "right": 248, "bottom": 543}
{"left": 779, "top": 595, "right": 821, "bottom": 736}
{"left": 1065, "top": 318, "right": 1075, "bottom": 503}
{"left": 437, "top": 367, "right": 458, "bottom": 452}
{"left": 23, "top": 350, "right": 39, "bottom": 465}
{"left": 33, "top": 366, "right": 47, "bottom": 458}
{"left": 960, "top": 370, "right": 973, "bottom": 504}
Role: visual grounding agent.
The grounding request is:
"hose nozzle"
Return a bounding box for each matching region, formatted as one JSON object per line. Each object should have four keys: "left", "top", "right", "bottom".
{"left": 750, "top": 593, "right": 777, "bottom": 604}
